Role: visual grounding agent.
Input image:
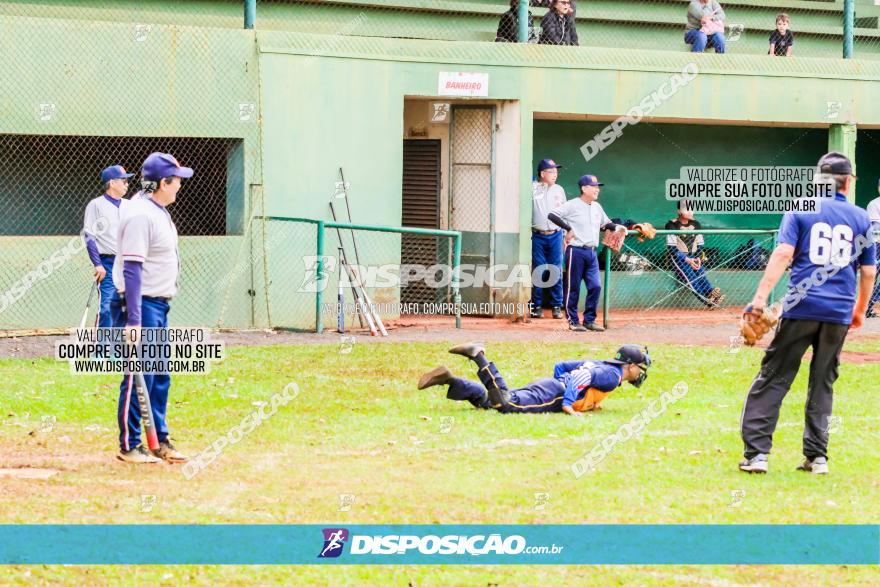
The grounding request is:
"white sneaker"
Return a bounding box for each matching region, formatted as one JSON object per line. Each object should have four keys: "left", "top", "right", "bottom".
{"left": 797, "top": 456, "right": 828, "bottom": 475}
{"left": 739, "top": 453, "right": 769, "bottom": 474}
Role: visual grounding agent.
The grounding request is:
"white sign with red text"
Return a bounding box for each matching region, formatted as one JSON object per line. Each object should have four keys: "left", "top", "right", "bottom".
{"left": 438, "top": 72, "right": 489, "bottom": 97}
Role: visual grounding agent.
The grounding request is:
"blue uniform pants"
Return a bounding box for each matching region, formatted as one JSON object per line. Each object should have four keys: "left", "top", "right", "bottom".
{"left": 447, "top": 362, "right": 565, "bottom": 413}
{"left": 531, "top": 231, "right": 564, "bottom": 309}
{"left": 685, "top": 29, "right": 725, "bottom": 53}
{"left": 670, "top": 254, "right": 714, "bottom": 301}
{"left": 112, "top": 296, "right": 173, "bottom": 451}
{"left": 97, "top": 255, "right": 119, "bottom": 328}
{"left": 563, "top": 246, "right": 601, "bottom": 326}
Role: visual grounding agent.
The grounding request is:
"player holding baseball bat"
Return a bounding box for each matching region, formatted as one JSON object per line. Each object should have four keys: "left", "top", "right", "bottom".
{"left": 112, "top": 153, "right": 192, "bottom": 464}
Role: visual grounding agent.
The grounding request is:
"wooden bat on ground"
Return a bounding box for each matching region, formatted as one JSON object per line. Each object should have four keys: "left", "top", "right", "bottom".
{"left": 134, "top": 372, "right": 160, "bottom": 451}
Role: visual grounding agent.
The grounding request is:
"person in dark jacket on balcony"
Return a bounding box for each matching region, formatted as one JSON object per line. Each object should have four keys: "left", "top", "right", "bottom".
{"left": 496, "top": 0, "right": 535, "bottom": 43}
{"left": 540, "top": 0, "right": 578, "bottom": 46}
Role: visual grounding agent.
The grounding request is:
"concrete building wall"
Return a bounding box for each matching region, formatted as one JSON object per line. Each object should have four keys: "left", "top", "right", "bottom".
{"left": 3, "top": 3, "right": 880, "bottom": 329}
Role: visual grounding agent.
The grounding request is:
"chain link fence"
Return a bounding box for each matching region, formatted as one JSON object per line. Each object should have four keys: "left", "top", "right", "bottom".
{"left": 1, "top": 1, "right": 877, "bottom": 333}
{"left": 0, "top": 1, "right": 260, "bottom": 332}
{"left": 604, "top": 229, "right": 779, "bottom": 324}
{"left": 265, "top": 1, "right": 880, "bottom": 59}
{"left": 253, "top": 217, "right": 462, "bottom": 332}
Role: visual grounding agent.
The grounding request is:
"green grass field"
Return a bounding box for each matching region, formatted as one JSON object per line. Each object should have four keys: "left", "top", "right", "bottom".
{"left": 1, "top": 341, "right": 879, "bottom": 585}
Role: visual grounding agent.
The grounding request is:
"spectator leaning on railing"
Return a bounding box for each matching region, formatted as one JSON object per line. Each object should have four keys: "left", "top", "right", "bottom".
{"left": 685, "top": 0, "right": 726, "bottom": 54}
{"left": 540, "top": 0, "right": 578, "bottom": 46}
{"left": 769, "top": 13, "right": 794, "bottom": 57}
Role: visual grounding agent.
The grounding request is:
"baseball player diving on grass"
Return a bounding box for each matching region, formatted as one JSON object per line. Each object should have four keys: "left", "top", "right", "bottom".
{"left": 737, "top": 152, "right": 876, "bottom": 476}
{"left": 417, "top": 342, "right": 651, "bottom": 415}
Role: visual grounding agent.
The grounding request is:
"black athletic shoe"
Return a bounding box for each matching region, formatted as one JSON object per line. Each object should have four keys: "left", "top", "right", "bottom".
{"left": 448, "top": 342, "right": 485, "bottom": 359}
{"left": 530, "top": 308, "right": 543, "bottom": 319}
{"left": 551, "top": 306, "right": 564, "bottom": 319}
{"left": 584, "top": 322, "right": 606, "bottom": 332}
{"left": 418, "top": 366, "right": 453, "bottom": 389}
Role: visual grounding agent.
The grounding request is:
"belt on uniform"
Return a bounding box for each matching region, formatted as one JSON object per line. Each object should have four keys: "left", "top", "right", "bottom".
{"left": 569, "top": 244, "right": 596, "bottom": 250}
{"left": 532, "top": 228, "right": 559, "bottom": 236}
{"left": 143, "top": 296, "right": 172, "bottom": 302}
{"left": 99, "top": 254, "right": 115, "bottom": 259}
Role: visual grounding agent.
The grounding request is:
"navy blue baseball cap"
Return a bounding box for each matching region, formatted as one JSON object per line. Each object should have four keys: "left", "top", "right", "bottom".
{"left": 141, "top": 152, "right": 194, "bottom": 182}
{"left": 537, "top": 159, "right": 563, "bottom": 173}
{"left": 817, "top": 152, "right": 853, "bottom": 176}
{"left": 100, "top": 165, "right": 134, "bottom": 183}
{"left": 578, "top": 174, "right": 604, "bottom": 187}
{"left": 607, "top": 344, "right": 651, "bottom": 368}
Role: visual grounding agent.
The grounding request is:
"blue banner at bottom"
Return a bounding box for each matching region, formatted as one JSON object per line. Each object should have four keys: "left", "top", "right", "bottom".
{"left": 1, "top": 525, "right": 878, "bottom": 565}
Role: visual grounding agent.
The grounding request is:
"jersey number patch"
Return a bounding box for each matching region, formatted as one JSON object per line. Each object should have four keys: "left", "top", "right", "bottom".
{"left": 808, "top": 222, "right": 854, "bottom": 268}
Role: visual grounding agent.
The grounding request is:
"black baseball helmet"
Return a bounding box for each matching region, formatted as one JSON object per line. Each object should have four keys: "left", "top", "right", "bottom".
{"left": 607, "top": 345, "right": 652, "bottom": 387}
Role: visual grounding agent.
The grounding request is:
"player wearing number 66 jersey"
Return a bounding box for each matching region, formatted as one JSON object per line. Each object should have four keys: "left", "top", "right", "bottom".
{"left": 738, "top": 152, "right": 876, "bottom": 476}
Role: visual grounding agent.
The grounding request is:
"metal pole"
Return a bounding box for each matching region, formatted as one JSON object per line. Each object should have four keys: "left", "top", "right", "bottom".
{"left": 768, "top": 229, "right": 779, "bottom": 306}
{"left": 603, "top": 246, "right": 611, "bottom": 329}
{"left": 315, "top": 221, "right": 324, "bottom": 334}
{"left": 453, "top": 234, "right": 462, "bottom": 329}
{"left": 844, "top": 0, "right": 854, "bottom": 58}
{"left": 517, "top": 0, "right": 529, "bottom": 43}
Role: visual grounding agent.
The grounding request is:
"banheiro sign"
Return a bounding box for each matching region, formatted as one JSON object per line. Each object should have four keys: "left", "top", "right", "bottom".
{"left": 438, "top": 72, "right": 489, "bottom": 97}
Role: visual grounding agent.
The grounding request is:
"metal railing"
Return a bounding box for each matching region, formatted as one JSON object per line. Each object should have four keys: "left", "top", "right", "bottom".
{"left": 256, "top": 216, "right": 463, "bottom": 333}
{"left": 602, "top": 228, "right": 780, "bottom": 326}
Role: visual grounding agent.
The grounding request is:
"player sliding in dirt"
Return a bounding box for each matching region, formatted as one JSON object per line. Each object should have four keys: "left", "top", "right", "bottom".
{"left": 417, "top": 343, "right": 651, "bottom": 415}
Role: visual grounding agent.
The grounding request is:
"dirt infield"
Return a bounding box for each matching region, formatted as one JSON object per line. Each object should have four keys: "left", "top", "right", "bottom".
{"left": 2, "top": 310, "right": 879, "bottom": 360}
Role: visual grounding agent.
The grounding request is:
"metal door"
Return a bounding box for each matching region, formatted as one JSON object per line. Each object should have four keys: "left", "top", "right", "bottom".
{"left": 449, "top": 106, "right": 495, "bottom": 312}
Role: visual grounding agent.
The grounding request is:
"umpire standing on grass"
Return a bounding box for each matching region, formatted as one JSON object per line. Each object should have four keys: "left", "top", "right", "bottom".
{"left": 531, "top": 158, "right": 566, "bottom": 320}
{"left": 738, "top": 152, "right": 876, "bottom": 476}
{"left": 111, "top": 152, "right": 193, "bottom": 464}
{"left": 83, "top": 165, "right": 133, "bottom": 327}
{"left": 548, "top": 174, "right": 626, "bottom": 332}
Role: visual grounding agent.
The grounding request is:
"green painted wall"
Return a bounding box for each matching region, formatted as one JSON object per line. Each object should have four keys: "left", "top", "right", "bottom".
{"left": 0, "top": 12, "right": 262, "bottom": 329}
{"left": 533, "top": 120, "right": 829, "bottom": 230}
{"left": 856, "top": 129, "right": 880, "bottom": 208}
{"left": 4, "top": 3, "right": 880, "bottom": 329}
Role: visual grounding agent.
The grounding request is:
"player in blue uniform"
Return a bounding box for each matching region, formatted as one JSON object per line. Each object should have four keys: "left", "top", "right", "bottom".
{"left": 417, "top": 343, "right": 651, "bottom": 414}
{"left": 739, "top": 152, "right": 876, "bottom": 475}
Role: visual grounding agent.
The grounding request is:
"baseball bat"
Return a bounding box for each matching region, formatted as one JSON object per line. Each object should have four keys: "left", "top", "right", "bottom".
{"left": 332, "top": 184, "right": 389, "bottom": 337}
{"left": 134, "top": 372, "right": 160, "bottom": 451}
{"left": 330, "top": 202, "right": 378, "bottom": 335}
{"left": 337, "top": 247, "right": 345, "bottom": 333}
{"left": 78, "top": 280, "right": 99, "bottom": 330}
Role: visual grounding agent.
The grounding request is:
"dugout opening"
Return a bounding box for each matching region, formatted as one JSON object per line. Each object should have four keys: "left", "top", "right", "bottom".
{"left": 0, "top": 135, "right": 245, "bottom": 236}
{"left": 401, "top": 98, "right": 522, "bottom": 315}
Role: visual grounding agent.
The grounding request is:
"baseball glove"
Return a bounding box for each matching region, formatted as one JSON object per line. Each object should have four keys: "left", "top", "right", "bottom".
{"left": 602, "top": 228, "right": 625, "bottom": 253}
{"left": 739, "top": 304, "right": 779, "bottom": 346}
{"left": 632, "top": 222, "right": 657, "bottom": 242}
